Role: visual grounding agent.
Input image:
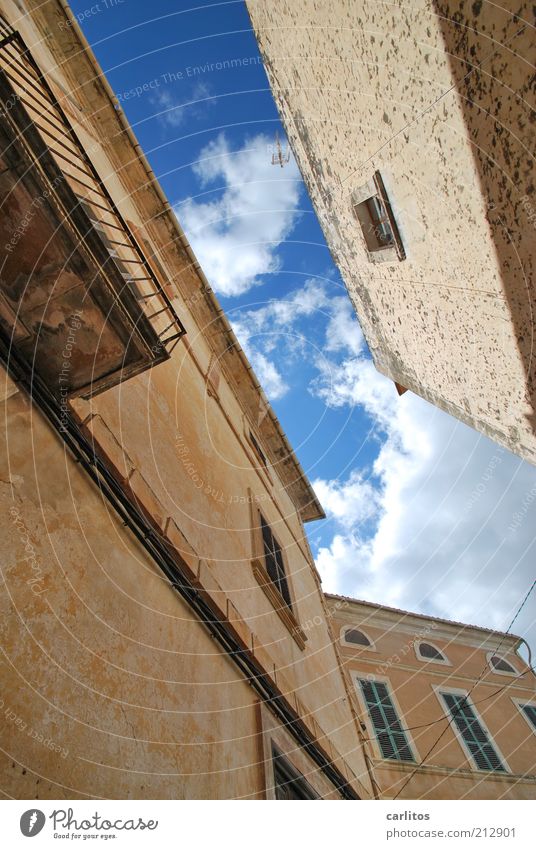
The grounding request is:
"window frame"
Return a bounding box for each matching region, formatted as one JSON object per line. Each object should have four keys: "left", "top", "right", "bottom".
{"left": 414, "top": 640, "right": 450, "bottom": 666}
{"left": 352, "top": 673, "right": 418, "bottom": 764}
{"left": 259, "top": 512, "right": 292, "bottom": 609}
{"left": 340, "top": 626, "right": 376, "bottom": 651}
{"left": 435, "top": 685, "right": 510, "bottom": 773}
{"left": 249, "top": 497, "right": 306, "bottom": 650}
{"left": 486, "top": 652, "right": 518, "bottom": 677}
{"left": 511, "top": 698, "right": 536, "bottom": 736}
{"left": 242, "top": 415, "right": 273, "bottom": 486}
{"left": 271, "top": 744, "right": 319, "bottom": 800}
{"left": 249, "top": 428, "right": 271, "bottom": 477}
{"left": 351, "top": 171, "right": 406, "bottom": 261}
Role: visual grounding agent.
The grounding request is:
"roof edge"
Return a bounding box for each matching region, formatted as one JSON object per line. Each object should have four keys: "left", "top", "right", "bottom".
{"left": 45, "top": 0, "right": 324, "bottom": 523}
{"left": 325, "top": 593, "right": 523, "bottom": 645}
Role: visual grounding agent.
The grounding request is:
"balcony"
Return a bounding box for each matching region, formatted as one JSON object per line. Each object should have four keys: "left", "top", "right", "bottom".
{"left": 0, "top": 17, "right": 185, "bottom": 399}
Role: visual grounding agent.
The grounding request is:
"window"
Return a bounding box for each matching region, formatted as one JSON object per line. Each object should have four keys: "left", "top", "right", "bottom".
{"left": 416, "top": 642, "right": 448, "bottom": 663}
{"left": 343, "top": 628, "right": 373, "bottom": 648}
{"left": 519, "top": 704, "right": 536, "bottom": 733}
{"left": 272, "top": 746, "right": 318, "bottom": 799}
{"left": 352, "top": 171, "right": 405, "bottom": 260}
{"left": 363, "top": 195, "right": 395, "bottom": 249}
{"left": 358, "top": 679, "right": 414, "bottom": 762}
{"left": 0, "top": 21, "right": 186, "bottom": 399}
{"left": 250, "top": 500, "right": 306, "bottom": 649}
{"left": 260, "top": 514, "right": 292, "bottom": 608}
{"left": 440, "top": 692, "right": 506, "bottom": 772}
{"left": 249, "top": 430, "right": 268, "bottom": 470}
{"left": 488, "top": 654, "right": 517, "bottom": 675}
{"left": 205, "top": 354, "right": 221, "bottom": 399}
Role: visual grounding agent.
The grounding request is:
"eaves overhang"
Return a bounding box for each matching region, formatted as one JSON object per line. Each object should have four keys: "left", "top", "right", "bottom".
{"left": 28, "top": 0, "right": 324, "bottom": 523}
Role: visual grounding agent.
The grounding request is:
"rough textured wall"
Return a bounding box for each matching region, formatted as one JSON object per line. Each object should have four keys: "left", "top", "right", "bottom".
{"left": 0, "top": 359, "right": 368, "bottom": 798}
{"left": 328, "top": 599, "right": 536, "bottom": 799}
{"left": 1, "top": 372, "right": 261, "bottom": 800}
{"left": 246, "top": 0, "right": 536, "bottom": 463}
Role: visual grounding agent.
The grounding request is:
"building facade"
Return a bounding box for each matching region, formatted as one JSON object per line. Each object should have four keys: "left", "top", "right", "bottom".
{"left": 246, "top": 0, "right": 536, "bottom": 464}
{"left": 326, "top": 595, "right": 536, "bottom": 799}
{"left": 0, "top": 0, "right": 374, "bottom": 800}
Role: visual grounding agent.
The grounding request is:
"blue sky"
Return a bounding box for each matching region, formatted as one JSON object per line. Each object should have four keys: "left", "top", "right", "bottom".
{"left": 71, "top": 0, "right": 535, "bottom": 651}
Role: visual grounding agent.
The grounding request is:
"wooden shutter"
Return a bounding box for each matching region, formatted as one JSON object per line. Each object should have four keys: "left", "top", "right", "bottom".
{"left": 442, "top": 693, "right": 505, "bottom": 771}
{"left": 359, "top": 680, "right": 414, "bottom": 762}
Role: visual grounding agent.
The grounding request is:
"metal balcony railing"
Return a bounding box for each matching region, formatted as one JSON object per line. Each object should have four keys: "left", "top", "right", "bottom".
{"left": 0, "top": 15, "right": 185, "bottom": 355}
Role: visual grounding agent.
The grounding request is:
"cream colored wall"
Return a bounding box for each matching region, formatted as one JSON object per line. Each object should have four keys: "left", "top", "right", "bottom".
{"left": 328, "top": 599, "right": 536, "bottom": 799}
{"left": 1, "top": 373, "right": 262, "bottom": 799}
{"left": 0, "top": 0, "right": 373, "bottom": 799}
{"left": 246, "top": 0, "right": 536, "bottom": 463}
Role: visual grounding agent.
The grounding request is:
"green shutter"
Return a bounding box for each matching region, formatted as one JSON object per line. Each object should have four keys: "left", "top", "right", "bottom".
{"left": 359, "top": 680, "right": 414, "bottom": 762}
{"left": 442, "top": 693, "right": 505, "bottom": 771}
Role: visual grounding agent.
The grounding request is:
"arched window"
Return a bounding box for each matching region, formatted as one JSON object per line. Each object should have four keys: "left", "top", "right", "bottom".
{"left": 488, "top": 654, "right": 516, "bottom": 675}
{"left": 342, "top": 628, "right": 373, "bottom": 648}
{"left": 416, "top": 642, "right": 448, "bottom": 664}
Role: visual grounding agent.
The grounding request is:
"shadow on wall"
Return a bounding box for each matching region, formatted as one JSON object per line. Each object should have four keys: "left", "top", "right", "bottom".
{"left": 433, "top": 0, "right": 535, "bottom": 440}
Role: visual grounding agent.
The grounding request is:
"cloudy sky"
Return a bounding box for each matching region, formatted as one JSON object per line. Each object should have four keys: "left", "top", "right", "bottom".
{"left": 74, "top": 0, "right": 535, "bottom": 652}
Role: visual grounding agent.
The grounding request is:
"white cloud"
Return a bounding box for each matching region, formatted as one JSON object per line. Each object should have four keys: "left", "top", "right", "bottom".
{"left": 313, "top": 470, "right": 380, "bottom": 530}
{"left": 178, "top": 133, "right": 302, "bottom": 296}
{"left": 324, "top": 296, "right": 364, "bottom": 357}
{"left": 230, "top": 278, "right": 338, "bottom": 400}
{"left": 151, "top": 82, "right": 217, "bottom": 128}
{"left": 232, "top": 278, "right": 536, "bottom": 648}
{"left": 151, "top": 87, "right": 185, "bottom": 128}
{"left": 311, "top": 335, "right": 536, "bottom": 649}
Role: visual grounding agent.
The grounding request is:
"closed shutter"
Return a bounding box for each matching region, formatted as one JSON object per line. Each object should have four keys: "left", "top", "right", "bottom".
{"left": 359, "top": 680, "right": 414, "bottom": 762}
{"left": 442, "top": 693, "right": 505, "bottom": 771}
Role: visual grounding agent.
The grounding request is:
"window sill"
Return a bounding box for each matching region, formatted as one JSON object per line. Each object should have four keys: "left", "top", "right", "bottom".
{"left": 251, "top": 558, "right": 307, "bottom": 650}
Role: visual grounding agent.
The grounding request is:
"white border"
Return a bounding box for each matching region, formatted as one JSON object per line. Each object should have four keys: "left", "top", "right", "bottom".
{"left": 351, "top": 672, "right": 419, "bottom": 764}
{"left": 434, "top": 685, "right": 511, "bottom": 773}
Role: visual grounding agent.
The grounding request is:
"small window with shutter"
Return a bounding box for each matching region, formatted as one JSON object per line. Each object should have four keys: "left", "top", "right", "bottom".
{"left": 441, "top": 692, "right": 506, "bottom": 772}
{"left": 249, "top": 430, "right": 268, "bottom": 470}
{"left": 352, "top": 171, "right": 405, "bottom": 261}
{"left": 358, "top": 679, "right": 414, "bottom": 762}
{"left": 260, "top": 514, "right": 292, "bottom": 608}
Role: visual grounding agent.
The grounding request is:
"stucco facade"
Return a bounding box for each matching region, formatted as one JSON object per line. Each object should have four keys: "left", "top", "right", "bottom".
{"left": 326, "top": 595, "right": 536, "bottom": 799}
{"left": 0, "top": 0, "right": 373, "bottom": 800}
{"left": 246, "top": 0, "right": 536, "bottom": 463}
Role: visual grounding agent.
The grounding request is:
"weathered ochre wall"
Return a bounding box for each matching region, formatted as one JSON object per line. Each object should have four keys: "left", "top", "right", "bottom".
{"left": 1, "top": 375, "right": 260, "bottom": 799}
{"left": 327, "top": 597, "right": 536, "bottom": 799}
{"left": 0, "top": 0, "right": 372, "bottom": 799}
{"left": 246, "top": 0, "right": 536, "bottom": 463}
